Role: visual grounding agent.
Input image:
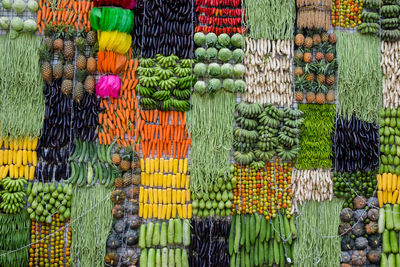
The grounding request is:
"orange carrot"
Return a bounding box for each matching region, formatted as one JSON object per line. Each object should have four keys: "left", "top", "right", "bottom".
{"left": 149, "top": 110, "right": 153, "bottom": 123}
{"left": 133, "top": 59, "right": 139, "bottom": 73}
{"left": 39, "top": 0, "right": 43, "bottom": 8}
{"left": 37, "top": 11, "right": 42, "bottom": 25}
{"left": 42, "top": 6, "right": 46, "bottom": 20}
{"left": 73, "top": 1, "right": 77, "bottom": 12}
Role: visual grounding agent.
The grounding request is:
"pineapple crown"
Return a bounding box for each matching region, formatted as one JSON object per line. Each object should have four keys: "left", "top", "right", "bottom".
{"left": 58, "top": 53, "right": 65, "bottom": 65}
{"left": 38, "top": 45, "right": 53, "bottom": 62}
{"left": 54, "top": 25, "right": 66, "bottom": 39}
{"left": 316, "top": 61, "right": 328, "bottom": 74}
{"left": 326, "top": 59, "right": 337, "bottom": 75}
{"left": 76, "top": 69, "right": 87, "bottom": 83}
{"left": 89, "top": 43, "right": 98, "bottom": 57}
{"left": 44, "top": 23, "right": 56, "bottom": 37}
{"left": 326, "top": 44, "right": 336, "bottom": 54}
{"left": 75, "top": 37, "right": 86, "bottom": 55}
{"left": 304, "top": 62, "right": 317, "bottom": 74}
{"left": 64, "top": 26, "right": 76, "bottom": 41}
{"left": 295, "top": 76, "right": 307, "bottom": 91}
{"left": 314, "top": 80, "right": 328, "bottom": 93}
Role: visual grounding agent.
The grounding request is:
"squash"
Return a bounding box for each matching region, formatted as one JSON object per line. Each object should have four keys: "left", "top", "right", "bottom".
{"left": 124, "top": 229, "right": 139, "bottom": 245}
{"left": 125, "top": 201, "right": 139, "bottom": 214}
{"left": 341, "top": 236, "right": 354, "bottom": 251}
{"left": 351, "top": 250, "right": 367, "bottom": 266}
{"left": 353, "top": 209, "right": 367, "bottom": 222}
{"left": 367, "top": 208, "right": 379, "bottom": 221}
{"left": 105, "top": 252, "right": 120, "bottom": 266}
{"left": 107, "top": 232, "right": 122, "bottom": 249}
{"left": 114, "top": 219, "right": 125, "bottom": 233}
{"left": 338, "top": 222, "right": 352, "bottom": 236}
{"left": 367, "top": 250, "right": 381, "bottom": 264}
{"left": 365, "top": 221, "right": 378, "bottom": 235}
{"left": 340, "top": 208, "right": 354, "bottom": 222}
{"left": 368, "top": 234, "right": 382, "bottom": 248}
{"left": 354, "top": 237, "right": 368, "bottom": 249}
{"left": 110, "top": 190, "right": 126, "bottom": 204}
{"left": 126, "top": 214, "right": 140, "bottom": 229}
{"left": 341, "top": 251, "right": 351, "bottom": 263}
{"left": 353, "top": 196, "right": 367, "bottom": 209}
{"left": 112, "top": 204, "right": 124, "bottom": 219}
{"left": 126, "top": 186, "right": 140, "bottom": 199}
{"left": 367, "top": 197, "right": 379, "bottom": 208}
{"left": 121, "top": 249, "right": 139, "bottom": 266}
{"left": 352, "top": 222, "right": 365, "bottom": 237}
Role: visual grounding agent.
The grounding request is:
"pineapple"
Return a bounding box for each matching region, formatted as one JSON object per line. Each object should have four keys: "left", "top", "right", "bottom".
{"left": 53, "top": 26, "right": 65, "bottom": 52}
{"left": 303, "top": 49, "right": 312, "bottom": 63}
{"left": 63, "top": 62, "right": 75, "bottom": 79}
{"left": 305, "top": 91, "right": 316, "bottom": 103}
{"left": 87, "top": 44, "right": 97, "bottom": 74}
{"left": 86, "top": 31, "right": 97, "bottom": 46}
{"left": 61, "top": 79, "right": 73, "bottom": 95}
{"left": 304, "top": 63, "right": 316, "bottom": 82}
{"left": 53, "top": 61, "right": 64, "bottom": 80}
{"left": 43, "top": 25, "right": 55, "bottom": 51}
{"left": 295, "top": 76, "right": 307, "bottom": 102}
{"left": 325, "top": 61, "right": 336, "bottom": 86}
{"left": 294, "top": 66, "right": 303, "bottom": 77}
{"left": 328, "top": 33, "right": 337, "bottom": 44}
{"left": 84, "top": 75, "right": 95, "bottom": 94}
{"left": 295, "top": 33, "right": 305, "bottom": 46}
{"left": 321, "top": 31, "right": 329, "bottom": 43}
{"left": 316, "top": 61, "right": 327, "bottom": 84}
{"left": 63, "top": 27, "right": 76, "bottom": 61}
{"left": 122, "top": 172, "right": 132, "bottom": 187}
{"left": 294, "top": 48, "right": 304, "bottom": 61}
{"left": 39, "top": 45, "right": 53, "bottom": 84}
{"left": 326, "top": 90, "right": 335, "bottom": 103}
{"left": 112, "top": 150, "right": 121, "bottom": 165}
{"left": 315, "top": 82, "right": 327, "bottom": 104}
{"left": 304, "top": 37, "right": 313, "bottom": 48}
{"left": 73, "top": 70, "right": 87, "bottom": 103}
{"left": 115, "top": 177, "right": 124, "bottom": 188}
{"left": 325, "top": 45, "right": 335, "bottom": 62}
{"left": 75, "top": 33, "right": 87, "bottom": 70}
{"left": 295, "top": 90, "right": 305, "bottom": 102}
{"left": 312, "top": 33, "right": 321, "bottom": 46}
{"left": 120, "top": 148, "right": 132, "bottom": 171}
{"left": 315, "top": 43, "right": 326, "bottom": 62}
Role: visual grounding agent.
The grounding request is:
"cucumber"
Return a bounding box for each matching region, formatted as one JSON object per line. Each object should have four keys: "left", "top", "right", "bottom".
{"left": 160, "top": 222, "right": 167, "bottom": 247}
{"left": 279, "top": 242, "right": 284, "bottom": 267}
{"left": 84, "top": 142, "right": 91, "bottom": 163}
{"left": 245, "top": 251, "right": 250, "bottom": 267}
{"left": 156, "top": 249, "right": 161, "bottom": 267}
{"left": 234, "top": 214, "right": 241, "bottom": 254}
{"left": 162, "top": 248, "right": 168, "bottom": 267}
{"left": 139, "top": 224, "right": 146, "bottom": 248}
{"left": 183, "top": 219, "right": 191, "bottom": 246}
{"left": 241, "top": 247, "right": 245, "bottom": 267}
{"left": 268, "top": 240, "right": 274, "bottom": 266}
{"left": 78, "top": 141, "right": 87, "bottom": 162}
{"left": 254, "top": 239, "right": 259, "bottom": 266}
{"left": 245, "top": 215, "right": 250, "bottom": 252}
{"left": 69, "top": 138, "right": 80, "bottom": 160}
{"left": 265, "top": 220, "right": 271, "bottom": 241}
{"left": 230, "top": 253, "right": 235, "bottom": 267}
{"left": 390, "top": 230, "right": 399, "bottom": 253}
{"left": 168, "top": 249, "right": 175, "bottom": 267}
{"left": 174, "top": 219, "right": 182, "bottom": 244}
{"left": 273, "top": 217, "right": 280, "bottom": 242}
{"left": 250, "top": 214, "right": 256, "bottom": 244}
{"left": 386, "top": 204, "right": 394, "bottom": 230}
{"left": 255, "top": 214, "right": 261, "bottom": 238}
{"left": 284, "top": 241, "right": 292, "bottom": 263}
{"left": 283, "top": 216, "right": 292, "bottom": 245}
{"left": 264, "top": 241, "right": 268, "bottom": 264}
{"left": 175, "top": 248, "right": 182, "bottom": 267}
{"left": 383, "top": 229, "right": 392, "bottom": 253}
{"left": 140, "top": 248, "right": 148, "bottom": 267}
{"left": 250, "top": 246, "right": 254, "bottom": 267}
{"left": 394, "top": 204, "right": 400, "bottom": 231}
{"left": 259, "top": 216, "right": 266, "bottom": 242}
{"left": 381, "top": 253, "right": 388, "bottom": 267}
{"left": 106, "top": 140, "right": 116, "bottom": 165}
{"left": 148, "top": 248, "right": 155, "bottom": 267}
{"left": 229, "top": 215, "right": 236, "bottom": 255}
{"left": 152, "top": 223, "right": 160, "bottom": 246}
{"left": 96, "top": 142, "right": 103, "bottom": 162}
{"left": 168, "top": 219, "right": 174, "bottom": 245}
{"left": 235, "top": 251, "right": 240, "bottom": 267}
{"left": 278, "top": 214, "right": 285, "bottom": 243}
{"left": 182, "top": 249, "right": 189, "bottom": 267}
{"left": 258, "top": 240, "right": 264, "bottom": 265}
{"left": 240, "top": 215, "right": 245, "bottom": 246}
{"left": 396, "top": 253, "right": 400, "bottom": 267}
{"left": 146, "top": 222, "right": 154, "bottom": 248}
{"left": 389, "top": 253, "right": 396, "bottom": 267}
{"left": 274, "top": 239, "right": 279, "bottom": 264}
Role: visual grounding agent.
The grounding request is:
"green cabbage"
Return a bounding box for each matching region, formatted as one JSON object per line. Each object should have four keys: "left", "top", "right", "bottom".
{"left": 206, "top": 47, "right": 218, "bottom": 60}
{"left": 206, "top": 33, "right": 218, "bottom": 47}
{"left": 0, "top": 17, "right": 10, "bottom": 30}
{"left": 217, "top": 33, "right": 230, "bottom": 47}
{"left": 27, "top": 0, "right": 39, "bottom": 12}
{"left": 194, "top": 63, "right": 207, "bottom": 77}
{"left": 221, "top": 63, "right": 233, "bottom": 78}
{"left": 207, "top": 79, "right": 221, "bottom": 95}
{"left": 194, "top": 32, "right": 206, "bottom": 46}
{"left": 218, "top": 48, "right": 232, "bottom": 62}
{"left": 12, "top": 0, "right": 26, "bottom": 13}
{"left": 2, "top": 0, "right": 12, "bottom": 10}
{"left": 208, "top": 63, "right": 221, "bottom": 77}
{"left": 195, "top": 47, "right": 207, "bottom": 61}
{"left": 11, "top": 17, "right": 23, "bottom": 31}
{"left": 223, "top": 79, "right": 235, "bottom": 93}
{"left": 231, "top": 33, "right": 243, "bottom": 48}
{"left": 194, "top": 81, "right": 207, "bottom": 95}
{"left": 232, "top": 49, "right": 244, "bottom": 63}
{"left": 234, "top": 80, "right": 246, "bottom": 93}
{"left": 233, "top": 64, "right": 245, "bottom": 78}
{"left": 23, "top": 19, "right": 37, "bottom": 32}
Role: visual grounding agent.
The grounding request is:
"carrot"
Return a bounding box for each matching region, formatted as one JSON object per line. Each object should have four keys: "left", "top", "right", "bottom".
{"left": 167, "top": 141, "right": 171, "bottom": 157}
{"left": 131, "top": 80, "right": 139, "bottom": 91}
{"left": 133, "top": 59, "right": 139, "bottom": 73}
{"left": 73, "top": 2, "right": 77, "bottom": 12}
{"left": 149, "top": 110, "right": 154, "bottom": 123}
{"left": 68, "top": 0, "right": 73, "bottom": 9}
{"left": 39, "top": 0, "right": 43, "bottom": 8}
{"left": 106, "top": 134, "right": 112, "bottom": 145}
{"left": 122, "top": 78, "right": 129, "bottom": 91}
{"left": 37, "top": 11, "right": 42, "bottom": 25}
{"left": 42, "top": 6, "right": 46, "bottom": 20}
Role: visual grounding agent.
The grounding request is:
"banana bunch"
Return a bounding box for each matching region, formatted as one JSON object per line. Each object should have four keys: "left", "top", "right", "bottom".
{"left": 259, "top": 113, "right": 280, "bottom": 128}
{"left": 281, "top": 126, "right": 300, "bottom": 136}
{"left": 156, "top": 54, "right": 179, "bottom": 68}
{"left": 283, "top": 118, "right": 304, "bottom": 128}
{"left": 141, "top": 58, "right": 156, "bottom": 68}
{"left": 233, "top": 151, "right": 255, "bottom": 165}
{"left": 283, "top": 107, "right": 303, "bottom": 120}
{"left": 264, "top": 104, "right": 283, "bottom": 119}
{"left": 172, "top": 89, "right": 191, "bottom": 100}
{"left": 136, "top": 85, "right": 156, "bottom": 97}
{"left": 137, "top": 67, "right": 154, "bottom": 76}
{"left": 254, "top": 149, "right": 275, "bottom": 161}
{"left": 171, "top": 99, "right": 190, "bottom": 112}
{"left": 235, "top": 102, "right": 263, "bottom": 118}
{"left": 233, "top": 128, "right": 259, "bottom": 142}
{"left": 139, "top": 97, "right": 158, "bottom": 109}
{"left": 140, "top": 76, "right": 160, "bottom": 87}
{"left": 0, "top": 197, "right": 25, "bottom": 214}
{"left": 160, "top": 99, "right": 173, "bottom": 111}
{"left": 153, "top": 90, "right": 171, "bottom": 101}
{"left": 180, "top": 59, "right": 194, "bottom": 68}
{"left": 154, "top": 66, "right": 174, "bottom": 80}
{"left": 159, "top": 77, "right": 178, "bottom": 90}
{"left": 278, "top": 132, "right": 297, "bottom": 147}
{"left": 257, "top": 125, "right": 279, "bottom": 136}
{"left": 276, "top": 146, "right": 298, "bottom": 161}
{"left": 250, "top": 160, "right": 265, "bottom": 171}
{"left": 256, "top": 138, "right": 278, "bottom": 151}
{"left": 177, "top": 76, "right": 195, "bottom": 90}
{"left": 232, "top": 140, "right": 253, "bottom": 152}
{"left": 0, "top": 177, "right": 27, "bottom": 192}
{"left": 174, "top": 66, "right": 192, "bottom": 77}
{"left": 235, "top": 117, "right": 258, "bottom": 130}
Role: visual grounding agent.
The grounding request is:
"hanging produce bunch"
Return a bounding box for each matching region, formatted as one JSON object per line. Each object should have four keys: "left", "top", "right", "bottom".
{"left": 0, "top": 177, "right": 27, "bottom": 214}
{"left": 377, "top": 173, "right": 400, "bottom": 208}
{"left": 358, "top": 0, "right": 380, "bottom": 35}
{"left": 382, "top": 41, "right": 400, "bottom": 108}
{"left": 296, "top": 0, "right": 332, "bottom": 31}
{"left": 381, "top": 1, "right": 400, "bottom": 41}
{"left": 294, "top": 30, "right": 337, "bottom": 104}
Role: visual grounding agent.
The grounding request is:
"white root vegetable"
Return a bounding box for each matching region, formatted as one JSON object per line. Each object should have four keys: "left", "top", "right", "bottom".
{"left": 244, "top": 37, "right": 293, "bottom": 107}
{"left": 381, "top": 41, "right": 400, "bottom": 108}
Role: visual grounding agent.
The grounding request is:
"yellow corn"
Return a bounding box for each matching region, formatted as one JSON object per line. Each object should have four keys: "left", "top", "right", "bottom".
{"left": 29, "top": 166, "right": 35, "bottom": 180}
{"left": 139, "top": 203, "right": 144, "bottom": 217}
{"left": 383, "top": 173, "right": 388, "bottom": 191}
{"left": 160, "top": 158, "right": 164, "bottom": 173}
{"left": 377, "top": 174, "right": 382, "bottom": 190}
{"left": 153, "top": 204, "right": 158, "bottom": 218}
{"left": 187, "top": 204, "right": 192, "bottom": 218}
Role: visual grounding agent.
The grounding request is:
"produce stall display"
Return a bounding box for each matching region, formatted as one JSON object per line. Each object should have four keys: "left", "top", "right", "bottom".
{"left": 0, "top": 0, "right": 396, "bottom": 266}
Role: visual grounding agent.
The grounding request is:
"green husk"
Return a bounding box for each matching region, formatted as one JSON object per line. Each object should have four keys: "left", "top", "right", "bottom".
{"left": 296, "top": 104, "right": 336, "bottom": 169}
{"left": 336, "top": 31, "right": 381, "bottom": 123}
{"left": 0, "top": 210, "right": 30, "bottom": 267}
{"left": 187, "top": 91, "right": 236, "bottom": 194}
{"left": 0, "top": 33, "right": 44, "bottom": 138}
{"left": 70, "top": 185, "right": 113, "bottom": 267}
{"left": 294, "top": 199, "right": 344, "bottom": 267}
{"left": 244, "top": 0, "right": 295, "bottom": 40}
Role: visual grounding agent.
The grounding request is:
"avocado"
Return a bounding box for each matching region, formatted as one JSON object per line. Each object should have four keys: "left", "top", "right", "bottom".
{"left": 396, "top": 136, "right": 400, "bottom": 145}
{"left": 57, "top": 183, "right": 63, "bottom": 193}
{"left": 385, "top": 144, "right": 390, "bottom": 154}
{"left": 391, "top": 145, "right": 397, "bottom": 155}
{"left": 393, "top": 108, "right": 398, "bottom": 117}
{"left": 389, "top": 155, "right": 394, "bottom": 164}
{"left": 50, "top": 181, "right": 56, "bottom": 192}
{"left": 381, "top": 108, "right": 386, "bottom": 118}
{"left": 385, "top": 127, "right": 390, "bottom": 136}
{"left": 26, "top": 183, "right": 32, "bottom": 195}
{"left": 396, "top": 166, "right": 400, "bottom": 175}
{"left": 37, "top": 183, "right": 43, "bottom": 192}
{"left": 394, "top": 156, "right": 400, "bottom": 166}
{"left": 381, "top": 155, "right": 388, "bottom": 165}
{"left": 386, "top": 107, "right": 391, "bottom": 117}
{"left": 391, "top": 117, "right": 397, "bottom": 127}
{"left": 385, "top": 117, "right": 391, "bottom": 126}
{"left": 390, "top": 135, "right": 395, "bottom": 144}
{"left": 397, "top": 146, "right": 400, "bottom": 157}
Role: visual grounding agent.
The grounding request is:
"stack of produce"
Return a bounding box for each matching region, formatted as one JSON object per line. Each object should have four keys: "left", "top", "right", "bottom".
{"left": 0, "top": 137, "right": 38, "bottom": 180}
{"left": 138, "top": 219, "right": 190, "bottom": 266}
{"left": 379, "top": 108, "right": 400, "bottom": 174}
{"left": 0, "top": 177, "right": 26, "bottom": 214}
{"left": 358, "top": 0, "right": 380, "bottom": 35}
{"left": 377, "top": 173, "right": 400, "bottom": 207}
{"left": 380, "top": 203, "right": 400, "bottom": 266}
{"left": 195, "top": 0, "right": 244, "bottom": 35}
{"left": 26, "top": 182, "right": 72, "bottom": 222}
{"left": 193, "top": 33, "right": 244, "bottom": 96}
{"left": 243, "top": 38, "right": 293, "bottom": 106}
{"left": 338, "top": 197, "right": 381, "bottom": 266}
{"left": 29, "top": 215, "right": 72, "bottom": 267}
{"left": 232, "top": 159, "right": 293, "bottom": 218}
{"left": 137, "top": 56, "right": 192, "bottom": 111}
{"left": 190, "top": 219, "right": 230, "bottom": 266}
{"left": 381, "top": 1, "right": 400, "bottom": 42}
{"left": 331, "top": 0, "right": 362, "bottom": 28}
{"left": 382, "top": 42, "right": 400, "bottom": 108}
{"left": 294, "top": 30, "right": 337, "bottom": 104}
{"left": 131, "top": 0, "right": 144, "bottom": 52}
{"left": 0, "top": 211, "right": 30, "bottom": 267}
{"left": 0, "top": 0, "right": 39, "bottom": 35}
{"left": 333, "top": 115, "right": 379, "bottom": 173}
{"left": 333, "top": 171, "right": 377, "bottom": 207}
{"left": 36, "top": 0, "right": 93, "bottom": 32}
{"left": 139, "top": 157, "right": 191, "bottom": 219}
{"left": 296, "top": 0, "right": 332, "bottom": 31}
